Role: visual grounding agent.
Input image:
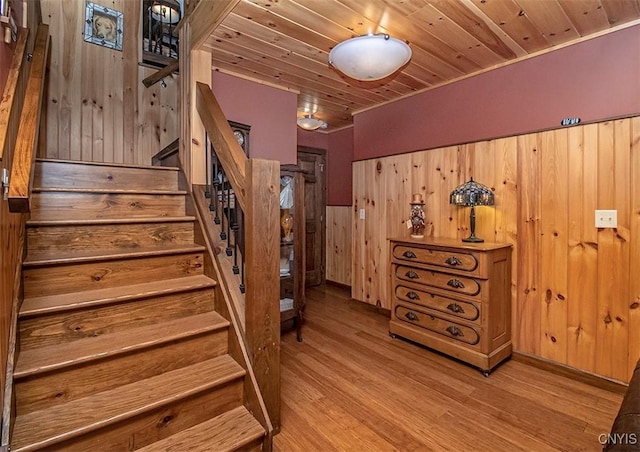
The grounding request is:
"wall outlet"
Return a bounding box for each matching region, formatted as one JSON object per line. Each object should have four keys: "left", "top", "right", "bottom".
{"left": 359, "top": 208, "right": 365, "bottom": 220}
{"left": 595, "top": 210, "right": 617, "bottom": 228}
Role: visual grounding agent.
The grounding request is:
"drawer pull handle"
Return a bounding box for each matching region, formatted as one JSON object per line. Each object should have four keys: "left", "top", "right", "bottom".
{"left": 446, "top": 303, "right": 465, "bottom": 314}
{"left": 446, "top": 326, "right": 464, "bottom": 337}
{"left": 447, "top": 278, "right": 465, "bottom": 289}
{"left": 406, "top": 291, "right": 420, "bottom": 301}
{"left": 445, "top": 256, "right": 462, "bottom": 266}
{"left": 405, "top": 311, "right": 419, "bottom": 321}
{"left": 403, "top": 250, "right": 417, "bottom": 259}
{"left": 405, "top": 271, "right": 419, "bottom": 279}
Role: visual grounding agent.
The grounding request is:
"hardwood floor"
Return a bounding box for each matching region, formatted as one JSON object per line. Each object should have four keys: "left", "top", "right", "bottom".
{"left": 274, "top": 284, "right": 623, "bottom": 451}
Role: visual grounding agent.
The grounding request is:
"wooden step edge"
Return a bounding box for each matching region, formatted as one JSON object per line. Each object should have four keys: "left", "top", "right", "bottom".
{"left": 23, "top": 244, "right": 205, "bottom": 267}
{"left": 14, "top": 312, "right": 230, "bottom": 379}
{"left": 20, "top": 275, "right": 217, "bottom": 318}
{"left": 137, "top": 406, "right": 266, "bottom": 452}
{"left": 11, "top": 356, "right": 245, "bottom": 452}
{"left": 32, "top": 187, "right": 187, "bottom": 195}
{"left": 36, "top": 158, "right": 179, "bottom": 171}
{"left": 26, "top": 216, "right": 196, "bottom": 227}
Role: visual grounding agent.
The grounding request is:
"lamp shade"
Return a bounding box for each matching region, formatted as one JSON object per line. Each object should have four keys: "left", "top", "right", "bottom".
{"left": 450, "top": 178, "right": 494, "bottom": 243}
{"left": 297, "top": 115, "right": 326, "bottom": 131}
{"left": 328, "top": 34, "right": 412, "bottom": 81}
{"left": 450, "top": 178, "right": 494, "bottom": 207}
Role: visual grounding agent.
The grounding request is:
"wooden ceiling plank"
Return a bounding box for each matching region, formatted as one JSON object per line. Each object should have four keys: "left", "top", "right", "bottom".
{"left": 204, "top": 35, "right": 397, "bottom": 104}
{"left": 469, "top": 0, "right": 552, "bottom": 53}
{"left": 208, "top": 47, "right": 388, "bottom": 106}
{"left": 429, "top": 0, "right": 519, "bottom": 59}
{"left": 208, "top": 21, "right": 422, "bottom": 99}
{"left": 514, "top": 0, "right": 581, "bottom": 46}
{"left": 600, "top": 0, "right": 640, "bottom": 26}
{"left": 190, "top": 0, "right": 240, "bottom": 49}
{"left": 558, "top": 0, "right": 611, "bottom": 36}
{"left": 334, "top": 0, "right": 484, "bottom": 75}
{"left": 457, "top": 0, "right": 528, "bottom": 57}
{"left": 409, "top": 3, "right": 508, "bottom": 68}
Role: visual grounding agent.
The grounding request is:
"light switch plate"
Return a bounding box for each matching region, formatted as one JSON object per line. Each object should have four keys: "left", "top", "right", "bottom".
{"left": 359, "top": 208, "right": 365, "bottom": 220}
{"left": 595, "top": 210, "right": 617, "bottom": 228}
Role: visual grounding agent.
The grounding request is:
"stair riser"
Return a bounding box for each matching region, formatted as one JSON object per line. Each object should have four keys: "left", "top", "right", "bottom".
{"left": 30, "top": 192, "right": 186, "bottom": 221}
{"left": 25, "top": 381, "right": 244, "bottom": 452}
{"left": 23, "top": 252, "right": 205, "bottom": 298}
{"left": 19, "top": 289, "right": 215, "bottom": 350}
{"left": 26, "top": 222, "right": 195, "bottom": 255}
{"left": 34, "top": 161, "right": 179, "bottom": 191}
{"left": 15, "top": 330, "right": 230, "bottom": 415}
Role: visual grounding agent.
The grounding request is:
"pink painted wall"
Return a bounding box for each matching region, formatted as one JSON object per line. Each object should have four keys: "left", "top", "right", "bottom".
{"left": 297, "top": 127, "right": 353, "bottom": 206}
{"left": 327, "top": 127, "right": 353, "bottom": 206}
{"left": 354, "top": 25, "right": 640, "bottom": 160}
{"left": 211, "top": 71, "right": 298, "bottom": 164}
{"left": 297, "top": 129, "right": 328, "bottom": 149}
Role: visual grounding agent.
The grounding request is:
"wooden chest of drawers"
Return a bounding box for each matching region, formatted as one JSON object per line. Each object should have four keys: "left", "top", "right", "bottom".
{"left": 389, "top": 237, "right": 512, "bottom": 374}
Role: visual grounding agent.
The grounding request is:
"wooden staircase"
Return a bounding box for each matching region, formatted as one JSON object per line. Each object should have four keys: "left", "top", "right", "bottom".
{"left": 9, "top": 159, "right": 267, "bottom": 451}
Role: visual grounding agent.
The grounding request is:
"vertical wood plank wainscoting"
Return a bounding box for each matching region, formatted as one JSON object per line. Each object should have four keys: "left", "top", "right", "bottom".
{"left": 352, "top": 115, "right": 640, "bottom": 383}
{"left": 40, "top": 0, "right": 179, "bottom": 165}
{"left": 326, "top": 206, "right": 351, "bottom": 286}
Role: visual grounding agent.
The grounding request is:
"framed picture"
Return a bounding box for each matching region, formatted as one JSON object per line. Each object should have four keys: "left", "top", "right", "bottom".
{"left": 84, "top": 1, "right": 123, "bottom": 51}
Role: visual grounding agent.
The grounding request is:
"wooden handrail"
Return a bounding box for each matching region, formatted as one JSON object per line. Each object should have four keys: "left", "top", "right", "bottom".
{"left": 196, "top": 81, "right": 248, "bottom": 211}
{"left": 7, "top": 23, "right": 49, "bottom": 213}
{"left": 142, "top": 61, "right": 179, "bottom": 88}
{"left": 0, "top": 29, "right": 29, "bottom": 161}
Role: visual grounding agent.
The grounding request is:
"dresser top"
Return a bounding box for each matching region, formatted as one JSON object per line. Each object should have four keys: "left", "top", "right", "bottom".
{"left": 388, "top": 236, "right": 512, "bottom": 251}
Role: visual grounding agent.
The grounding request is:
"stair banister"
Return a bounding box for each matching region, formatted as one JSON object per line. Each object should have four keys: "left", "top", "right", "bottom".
{"left": 195, "top": 81, "right": 281, "bottom": 431}
{"left": 7, "top": 23, "right": 49, "bottom": 213}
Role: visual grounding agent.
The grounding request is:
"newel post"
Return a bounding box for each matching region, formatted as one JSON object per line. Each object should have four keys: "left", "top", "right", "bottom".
{"left": 245, "top": 158, "right": 281, "bottom": 431}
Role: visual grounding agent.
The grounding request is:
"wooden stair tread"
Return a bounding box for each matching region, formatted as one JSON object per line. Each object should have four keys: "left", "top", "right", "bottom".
{"left": 24, "top": 243, "right": 205, "bottom": 266}
{"left": 11, "top": 355, "right": 245, "bottom": 451}
{"left": 20, "top": 275, "right": 216, "bottom": 317}
{"left": 26, "top": 216, "right": 195, "bottom": 226}
{"left": 14, "top": 312, "right": 229, "bottom": 378}
{"left": 33, "top": 187, "right": 187, "bottom": 195}
{"left": 36, "top": 158, "right": 179, "bottom": 171}
{"left": 138, "top": 406, "right": 265, "bottom": 452}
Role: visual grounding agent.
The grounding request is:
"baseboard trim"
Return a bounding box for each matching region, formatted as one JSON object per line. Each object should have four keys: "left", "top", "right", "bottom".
{"left": 512, "top": 351, "right": 628, "bottom": 394}
{"left": 325, "top": 280, "right": 351, "bottom": 291}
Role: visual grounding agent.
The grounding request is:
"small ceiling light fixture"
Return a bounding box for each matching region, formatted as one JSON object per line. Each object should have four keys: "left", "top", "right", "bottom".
{"left": 297, "top": 115, "right": 327, "bottom": 131}
{"left": 328, "top": 34, "right": 412, "bottom": 81}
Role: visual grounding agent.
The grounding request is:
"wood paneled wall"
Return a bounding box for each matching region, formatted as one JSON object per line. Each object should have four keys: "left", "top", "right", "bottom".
{"left": 326, "top": 206, "right": 351, "bottom": 286}
{"left": 40, "top": 0, "right": 179, "bottom": 165}
{"left": 352, "top": 116, "right": 640, "bottom": 383}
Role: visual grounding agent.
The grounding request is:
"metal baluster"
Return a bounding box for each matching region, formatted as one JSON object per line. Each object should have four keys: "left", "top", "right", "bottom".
{"left": 219, "top": 170, "right": 227, "bottom": 240}
{"left": 225, "top": 182, "right": 232, "bottom": 255}
{"left": 211, "top": 154, "right": 220, "bottom": 220}
{"left": 239, "top": 213, "right": 245, "bottom": 293}
{"left": 204, "top": 132, "right": 211, "bottom": 199}
{"left": 232, "top": 208, "right": 240, "bottom": 274}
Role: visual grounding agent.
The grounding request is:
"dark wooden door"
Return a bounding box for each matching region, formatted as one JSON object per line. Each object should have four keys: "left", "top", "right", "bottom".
{"left": 297, "top": 147, "right": 326, "bottom": 286}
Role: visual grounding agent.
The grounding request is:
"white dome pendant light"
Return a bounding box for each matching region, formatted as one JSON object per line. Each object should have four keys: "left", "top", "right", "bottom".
{"left": 328, "top": 34, "right": 412, "bottom": 81}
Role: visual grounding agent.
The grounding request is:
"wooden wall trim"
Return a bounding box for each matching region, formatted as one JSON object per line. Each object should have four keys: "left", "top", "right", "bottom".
{"left": 512, "top": 352, "right": 628, "bottom": 395}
